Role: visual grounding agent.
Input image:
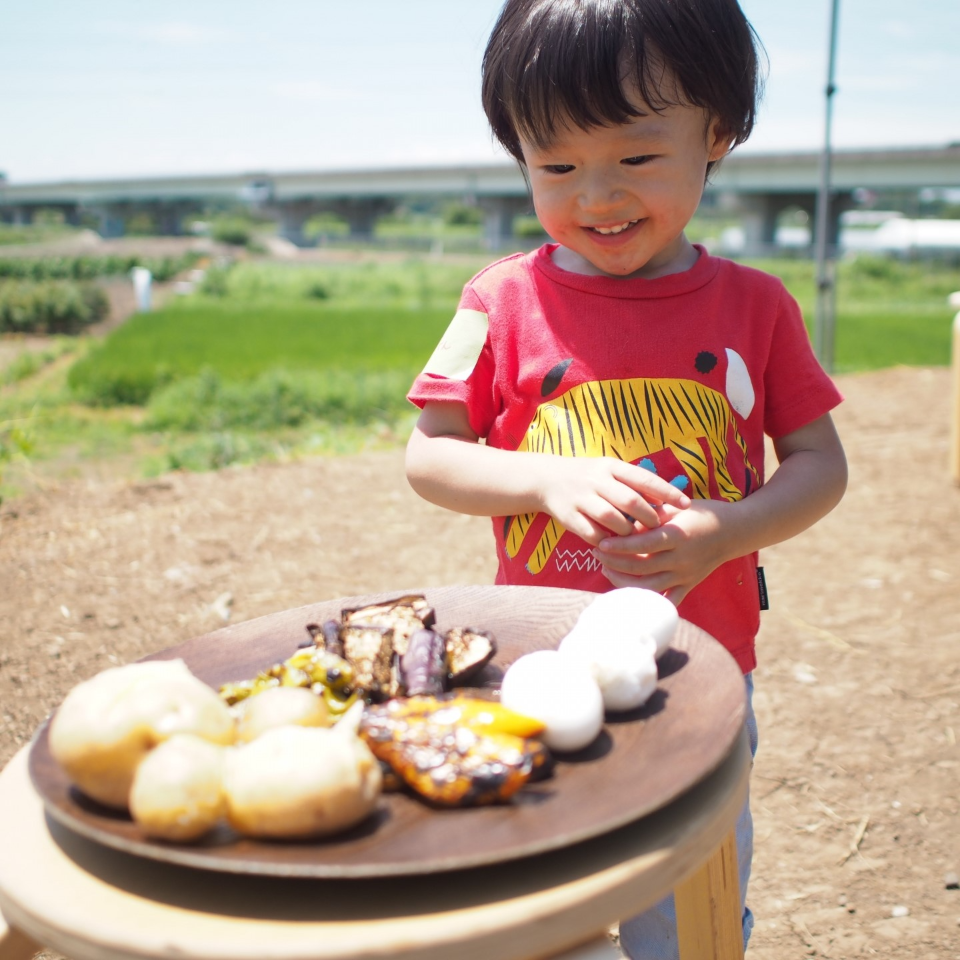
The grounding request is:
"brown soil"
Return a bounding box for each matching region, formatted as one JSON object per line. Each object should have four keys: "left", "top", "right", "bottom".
{"left": 2, "top": 366, "right": 959, "bottom": 959}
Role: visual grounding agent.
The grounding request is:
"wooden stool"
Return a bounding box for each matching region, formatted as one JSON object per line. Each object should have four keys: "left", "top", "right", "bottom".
{"left": 0, "top": 739, "right": 747, "bottom": 960}
{"left": 0, "top": 586, "right": 749, "bottom": 960}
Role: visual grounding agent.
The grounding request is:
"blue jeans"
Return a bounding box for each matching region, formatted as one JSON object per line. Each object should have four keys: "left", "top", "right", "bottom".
{"left": 617, "top": 673, "right": 758, "bottom": 960}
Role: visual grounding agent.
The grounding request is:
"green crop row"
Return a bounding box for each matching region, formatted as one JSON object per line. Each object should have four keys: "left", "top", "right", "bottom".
{"left": 0, "top": 251, "right": 201, "bottom": 282}
{"left": 0, "top": 280, "right": 109, "bottom": 334}
{"left": 196, "top": 256, "right": 490, "bottom": 307}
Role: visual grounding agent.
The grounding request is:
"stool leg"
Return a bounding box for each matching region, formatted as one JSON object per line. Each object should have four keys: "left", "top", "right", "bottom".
{"left": 673, "top": 828, "right": 744, "bottom": 960}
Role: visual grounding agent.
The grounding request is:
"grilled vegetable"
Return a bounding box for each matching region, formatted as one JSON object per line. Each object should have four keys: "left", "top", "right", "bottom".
{"left": 445, "top": 627, "right": 497, "bottom": 684}
{"left": 299, "top": 596, "right": 499, "bottom": 703}
{"left": 305, "top": 619, "right": 345, "bottom": 659}
{"left": 340, "top": 624, "right": 394, "bottom": 701}
{"left": 379, "top": 695, "right": 546, "bottom": 739}
{"left": 219, "top": 648, "right": 357, "bottom": 716}
{"left": 341, "top": 594, "right": 435, "bottom": 659}
{"left": 359, "top": 698, "right": 550, "bottom": 806}
{"left": 399, "top": 629, "right": 448, "bottom": 697}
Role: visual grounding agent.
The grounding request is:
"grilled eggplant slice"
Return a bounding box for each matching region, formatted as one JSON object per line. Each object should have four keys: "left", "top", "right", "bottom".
{"left": 445, "top": 627, "right": 497, "bottom": 685}
{"left": 399, "top": 629, "right": 448, "bottom": 697}
{"left": 341, "top": 594, "right": 435, "bottom": 658}
{"left": 305, "top": 619, "right": 345, "bottom": 659}
{"left": 340, "top": 624, "right": 394, "bottom": 701}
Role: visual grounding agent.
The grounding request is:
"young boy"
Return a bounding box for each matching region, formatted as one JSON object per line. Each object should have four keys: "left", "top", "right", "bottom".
{"left": 405, "top": 0, "right": 848, "bottom": 956}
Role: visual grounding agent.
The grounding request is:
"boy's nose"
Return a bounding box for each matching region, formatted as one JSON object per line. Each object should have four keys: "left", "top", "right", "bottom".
{"left": 577, "top": 172, "right": 625, "bottom": 213}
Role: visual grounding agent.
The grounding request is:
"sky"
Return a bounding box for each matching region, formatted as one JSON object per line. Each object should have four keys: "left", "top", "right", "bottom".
{"left": 1, "top": 0, "right": 957, "bottom": 184}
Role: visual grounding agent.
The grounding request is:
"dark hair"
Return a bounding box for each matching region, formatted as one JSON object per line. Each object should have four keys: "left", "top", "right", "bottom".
{"left": 481, "top": 0, "right": 764, "bottom": 165}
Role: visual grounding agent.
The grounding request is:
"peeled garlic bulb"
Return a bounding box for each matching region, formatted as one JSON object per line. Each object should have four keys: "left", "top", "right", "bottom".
{"left": 129, "top": 734, "right": 226, "bottom": 842}
{"left": 49, "top": 659, "right": 236, "bottom": 809}
{"left": 500, "top": 650, "right": 604, "bottom": 752}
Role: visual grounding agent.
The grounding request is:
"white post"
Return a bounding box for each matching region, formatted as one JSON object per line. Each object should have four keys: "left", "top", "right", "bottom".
{"left": 131, "top": 267, "right": 153, "bottom": 313}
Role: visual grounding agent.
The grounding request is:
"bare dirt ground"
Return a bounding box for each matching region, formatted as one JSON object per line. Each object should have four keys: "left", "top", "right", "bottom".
{"left": 2, "top": 365, "right": 959, "bottom": 958}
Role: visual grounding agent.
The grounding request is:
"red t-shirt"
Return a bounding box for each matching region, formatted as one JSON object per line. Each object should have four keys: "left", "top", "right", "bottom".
{"left": 408, "top": 244, "right": 842, "bottom": 672}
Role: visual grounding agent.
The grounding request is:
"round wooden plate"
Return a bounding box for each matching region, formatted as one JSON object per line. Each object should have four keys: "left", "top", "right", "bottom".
{"left": 28, "top": 584, "right": 746, "bottom": 878}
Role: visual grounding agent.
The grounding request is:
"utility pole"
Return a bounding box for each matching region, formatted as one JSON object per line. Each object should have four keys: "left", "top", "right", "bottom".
{"left": 814, "top": 0, "right": 841, "bottom": 372}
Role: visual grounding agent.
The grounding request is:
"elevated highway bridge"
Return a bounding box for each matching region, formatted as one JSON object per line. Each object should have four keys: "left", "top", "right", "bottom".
{"left": 1, "top": 144, "right": 957, "bottom": 253}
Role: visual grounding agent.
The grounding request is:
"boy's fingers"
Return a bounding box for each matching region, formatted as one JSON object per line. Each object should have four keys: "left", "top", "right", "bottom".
{"left": 598, "top": 526, "right": 672, "bottom": 554}
{"left": 613, "top": 462, "right": 691, "bottom": 509}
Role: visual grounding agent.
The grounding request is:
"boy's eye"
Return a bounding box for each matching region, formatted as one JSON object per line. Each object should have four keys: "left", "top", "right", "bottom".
{"left": 622, "top": 156, "right": 654, "bottom": 166}
{"left": 543, "top": 164, "right": 575, "bottom": 174}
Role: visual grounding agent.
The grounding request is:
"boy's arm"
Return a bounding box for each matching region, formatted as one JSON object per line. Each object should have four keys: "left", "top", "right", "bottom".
{"left": 405, "top": 401, "right": 693, "bottom": 546}
{"left": 595, "top": 413, "right": 848, "bottom": 604}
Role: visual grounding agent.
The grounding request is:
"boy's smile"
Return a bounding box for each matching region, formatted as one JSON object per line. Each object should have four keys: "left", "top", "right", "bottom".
{"left": 519, "top": 83, "right": 730, "bottom": 280}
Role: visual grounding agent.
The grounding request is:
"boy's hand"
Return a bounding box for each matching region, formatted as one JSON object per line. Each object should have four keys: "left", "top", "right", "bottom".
{"left": 539, "top": 456, "right": 691, "bottom": 546}
{"left": 591, "top": 412, "right": 849, "bottom": 606}
{"left": 593, "top": 500, "right": 733, "bottom": 605}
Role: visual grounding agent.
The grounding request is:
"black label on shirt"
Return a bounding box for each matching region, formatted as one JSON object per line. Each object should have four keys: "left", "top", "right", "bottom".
{"left": 757, "top": 566, "right": 769, "bottom": 610}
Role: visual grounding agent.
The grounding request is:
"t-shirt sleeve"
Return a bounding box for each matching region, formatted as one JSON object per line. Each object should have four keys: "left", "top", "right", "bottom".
{"left": 406, "top": 285, "right": 500, "bottom": 438}
{"left": 763, "top": 284, "right": 843, "bottom": 439}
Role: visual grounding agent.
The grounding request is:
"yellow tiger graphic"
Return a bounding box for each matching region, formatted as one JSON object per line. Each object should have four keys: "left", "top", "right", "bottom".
{"left": 505, "top": 376, "right": 760, "bottom": 575}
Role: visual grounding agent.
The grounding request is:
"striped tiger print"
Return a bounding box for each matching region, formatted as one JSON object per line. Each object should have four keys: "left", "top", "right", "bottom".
{"left": 505, "top": 376, "right": 760, "bottom": 575}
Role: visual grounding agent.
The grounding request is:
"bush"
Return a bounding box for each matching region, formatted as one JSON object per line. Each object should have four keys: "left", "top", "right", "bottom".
{"left": 144, "top": 367, "right": 414, "bottom": 431}
{"left": 164, "top": 431, "right": 267, "bottom": 472}
{"left": 0, "top": 252, "right": 200, "bottom": 282}
{"left": 0, "top": 280, "right": 109, "bottom": 334}
{"left": 442, "top": 203, "right": 483, "bottom": 227}
{"left": 0, "top": 421, "right": 33, "bottom": 504}
{"left": 199, "top": 266, "right": 231, "bottom": 297}
{"left": 303, "top": 213, "right": 349, "bottom": 242}
{"left": 126, "top": 212, "right": 157, "bottom": 236}
{"left": 211, "top": 217, "right": 255, "bottom": 247}
{"left": 513, "top": 215, "right": 548, "bottom": 239}
{"left": 846, "top": 254, "right": 905, "bottom": 282}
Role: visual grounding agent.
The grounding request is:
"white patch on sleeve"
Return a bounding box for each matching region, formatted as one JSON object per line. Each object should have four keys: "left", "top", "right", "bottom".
{"left": 725, "top": 348, "right": 756, "bottom": 419}
{"left": 422, "top": 309, "right": 489, "bottom": 381}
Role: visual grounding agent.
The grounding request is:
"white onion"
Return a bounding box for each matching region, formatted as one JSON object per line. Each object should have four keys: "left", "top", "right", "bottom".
{"left": 500, "top": 650, "right": 604, "bottom": 752}
{"left": 565, "top": 588, "right": 678, "bottom": 659}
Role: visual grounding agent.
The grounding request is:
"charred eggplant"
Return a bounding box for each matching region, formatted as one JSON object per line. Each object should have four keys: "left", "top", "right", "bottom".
{"left": 399, "top": 629, "right": 448, "bottom": 697}
{"left": 445, "top": 627, "right": 497, "bottom": 684}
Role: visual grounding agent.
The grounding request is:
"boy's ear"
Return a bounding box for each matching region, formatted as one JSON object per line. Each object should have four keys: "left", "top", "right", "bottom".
{"left": 706, "top": 118, "right": 734, "bottom": 163}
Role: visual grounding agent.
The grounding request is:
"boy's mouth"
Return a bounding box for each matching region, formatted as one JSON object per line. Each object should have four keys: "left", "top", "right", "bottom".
{"left": 588, "top": 219, "right": 640, "bottom": 236}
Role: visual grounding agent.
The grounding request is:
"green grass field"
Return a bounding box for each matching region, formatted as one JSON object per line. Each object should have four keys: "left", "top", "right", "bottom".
{"left": 1, "top": 250, "right": 958, "bottom": 499}
{"left": 68, "top": 302, "right": 455, "bottom": 404}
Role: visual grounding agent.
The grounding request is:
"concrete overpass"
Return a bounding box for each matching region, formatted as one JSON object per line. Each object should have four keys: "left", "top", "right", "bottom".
{"left": 1, "top": 144, "right": 957, "bottom": 252}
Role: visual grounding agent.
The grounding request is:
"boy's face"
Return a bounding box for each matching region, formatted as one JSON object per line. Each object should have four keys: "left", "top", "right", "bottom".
{"left": 518, "top": 87, "right": 729, "bottom": 280}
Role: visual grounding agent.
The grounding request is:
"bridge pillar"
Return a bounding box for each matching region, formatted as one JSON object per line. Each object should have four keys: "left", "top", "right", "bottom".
{"left": 719, "top": 190, "right": 854, "bottom": 256}
{"left": 732, "top": 194, "right": 779, "bottom": 255}
{"left": 330, "top": 198, "right": 394, "bottom": 241}
{"left": 86, "top": 206, "right": 126, "bottom": 238}
{"left": 478, "top": 195, "right": 534, "bottom": 250}
{"left": 275, "top": 201, "right": 317, "bottom": 246}
{"left": 7, "top": 206, "right": 31, "bottom": 225}
{"left": 154, "top": 203, "right": 196, "bottom": 236}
